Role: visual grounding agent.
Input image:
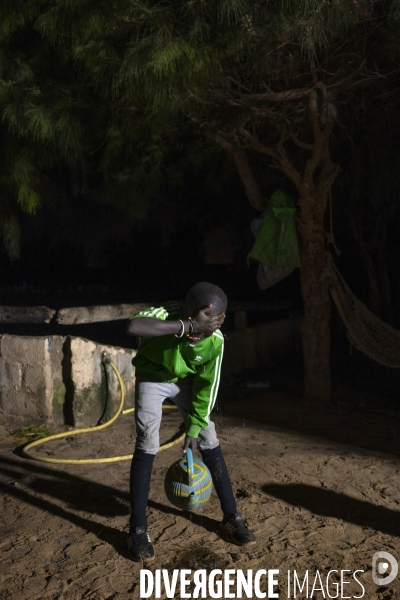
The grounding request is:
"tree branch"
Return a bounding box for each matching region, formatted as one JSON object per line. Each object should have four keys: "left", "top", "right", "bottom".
{"left": 304, "top": 87, "right": 338, "bottom": 187}
{"left": 276, "top": 133, "right": 302, "bottom": 187}
{"left": 238, "top": 88, "right": 311, "bottom": 102}
{"left": 309, "top": 89, "right": 321, "bottom": 139}
{"left": 237, "top": 128, "right": 278, "bottom": 158}
{"left": 238, "top": 128, "right": 302, "bottom": 187}
{"left": 291, "top": 132, "right": 313, "bottom": 151}
{"left": 209, "top": 132, "right": 268, "bottom": 211}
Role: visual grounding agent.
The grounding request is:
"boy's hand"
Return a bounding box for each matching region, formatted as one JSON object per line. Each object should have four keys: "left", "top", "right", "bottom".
{"left": 192, "top": 304, "right": 225, "bottom": 336}
{"left": 182, "top": 435, "right": 198, "bottom": 453}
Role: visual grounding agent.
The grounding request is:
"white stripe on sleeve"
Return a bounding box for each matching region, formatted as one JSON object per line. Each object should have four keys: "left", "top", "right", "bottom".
{"left": 206, "top": 340, "right": 224, "bottom": 421}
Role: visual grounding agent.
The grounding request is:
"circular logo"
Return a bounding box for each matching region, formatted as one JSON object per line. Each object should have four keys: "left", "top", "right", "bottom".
{"left": 372, "top": 552, "right": 398, "bottom": 585}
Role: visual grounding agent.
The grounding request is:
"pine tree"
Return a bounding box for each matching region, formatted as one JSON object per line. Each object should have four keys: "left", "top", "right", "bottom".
{"left": 3, "top": 0, "right": 400, "bottom": 402}
{"left": 43, "top": 0, "right": 399, "bottom": 404}
{"left": 0, "top": 1, "right": 87, "bottom": 258}
{"left": 0, "top": 1, "right": 167, "bottom": 260}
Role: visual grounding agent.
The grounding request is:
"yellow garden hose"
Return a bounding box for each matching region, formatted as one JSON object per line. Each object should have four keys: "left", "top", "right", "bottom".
{"left": 22, "top": 356, "right": 185, "bottom": 465}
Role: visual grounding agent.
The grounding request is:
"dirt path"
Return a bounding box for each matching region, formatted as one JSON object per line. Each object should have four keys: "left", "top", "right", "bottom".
{"left": 1, "top": 392, "right": 400, "bottom": 600}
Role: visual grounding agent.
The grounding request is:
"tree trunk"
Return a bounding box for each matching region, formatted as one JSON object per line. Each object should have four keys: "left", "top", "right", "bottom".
{"left": 297, "top": 187, "right": 332, "bottom": 404}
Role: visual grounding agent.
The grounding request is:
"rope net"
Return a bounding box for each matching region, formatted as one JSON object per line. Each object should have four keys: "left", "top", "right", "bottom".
{"left": 327, "top": 255, "right": 400, "bottom": 368}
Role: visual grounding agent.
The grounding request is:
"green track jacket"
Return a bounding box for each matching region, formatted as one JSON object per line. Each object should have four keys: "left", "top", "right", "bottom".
{"left": 130, "top": 302, "right": 224, "bottom": 438}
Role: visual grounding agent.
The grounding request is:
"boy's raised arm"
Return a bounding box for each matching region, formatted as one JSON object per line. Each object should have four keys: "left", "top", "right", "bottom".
{"left": 126, "top": 306, "right": 225, "bottom": 338}
{"left": 126, "top": 317, "right": 185, "bottom": 337}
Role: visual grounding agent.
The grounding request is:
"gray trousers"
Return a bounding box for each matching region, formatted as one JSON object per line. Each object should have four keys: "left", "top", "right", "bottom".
{"left": 135, "top": 379, "right": 220, "bottom": 454}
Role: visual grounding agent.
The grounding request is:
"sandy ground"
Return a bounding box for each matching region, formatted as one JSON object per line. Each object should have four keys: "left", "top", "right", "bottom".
{"left": 1, "top": 387, "right": 400, "bottom": 600}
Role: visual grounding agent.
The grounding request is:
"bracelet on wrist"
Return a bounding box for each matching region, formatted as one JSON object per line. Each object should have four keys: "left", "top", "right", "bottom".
{"left": 174, "top": 319, "right": 185, "bottom": 338}
{"left": 186, "top": 316, "right": 195, "bottom": 341}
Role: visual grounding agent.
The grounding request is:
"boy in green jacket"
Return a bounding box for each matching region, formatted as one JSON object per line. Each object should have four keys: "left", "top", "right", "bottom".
{"left": 126, "top": 282, "right": 256, "bottom": 561}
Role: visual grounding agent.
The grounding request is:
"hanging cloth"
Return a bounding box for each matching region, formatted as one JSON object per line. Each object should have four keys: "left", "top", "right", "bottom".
{"left": 248, "top": 190, "right": 300, "bottom": 289}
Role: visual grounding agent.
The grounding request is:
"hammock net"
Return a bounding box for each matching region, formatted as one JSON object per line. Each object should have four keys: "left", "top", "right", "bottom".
{"left": 327, "top": 255, "right": 400, "bottom": 368}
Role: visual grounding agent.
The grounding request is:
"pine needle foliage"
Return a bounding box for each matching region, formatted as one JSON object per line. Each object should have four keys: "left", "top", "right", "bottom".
{"left": 35, "top": 0, "right": 398, "bottom": 132}
{"left": 44, "top": 0, "right": 400, "bottom": 196}
{"left": 0, "top": 4, "right": 109, "bottom": 257}
{"left": 1, "top": 0, "right": 400, "bottom": 260}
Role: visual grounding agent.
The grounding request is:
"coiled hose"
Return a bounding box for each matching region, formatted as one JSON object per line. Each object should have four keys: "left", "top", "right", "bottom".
{"left": 22, "top": 356, "right": 185, "bottom": 465}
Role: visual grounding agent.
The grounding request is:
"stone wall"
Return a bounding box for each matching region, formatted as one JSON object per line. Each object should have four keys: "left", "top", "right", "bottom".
{"left": 69, "top": 337, "right": 136, "bottom": 428}
{"left": 0, "top": 334, "right": 136, "bottom": 428}
{"left": 0, "top": 318, "right": 300, "bottom": 427}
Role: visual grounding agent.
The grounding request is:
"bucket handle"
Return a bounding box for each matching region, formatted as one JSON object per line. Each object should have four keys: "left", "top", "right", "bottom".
{"left": 185, "top": 448, "right": 194, "bottom": 486}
